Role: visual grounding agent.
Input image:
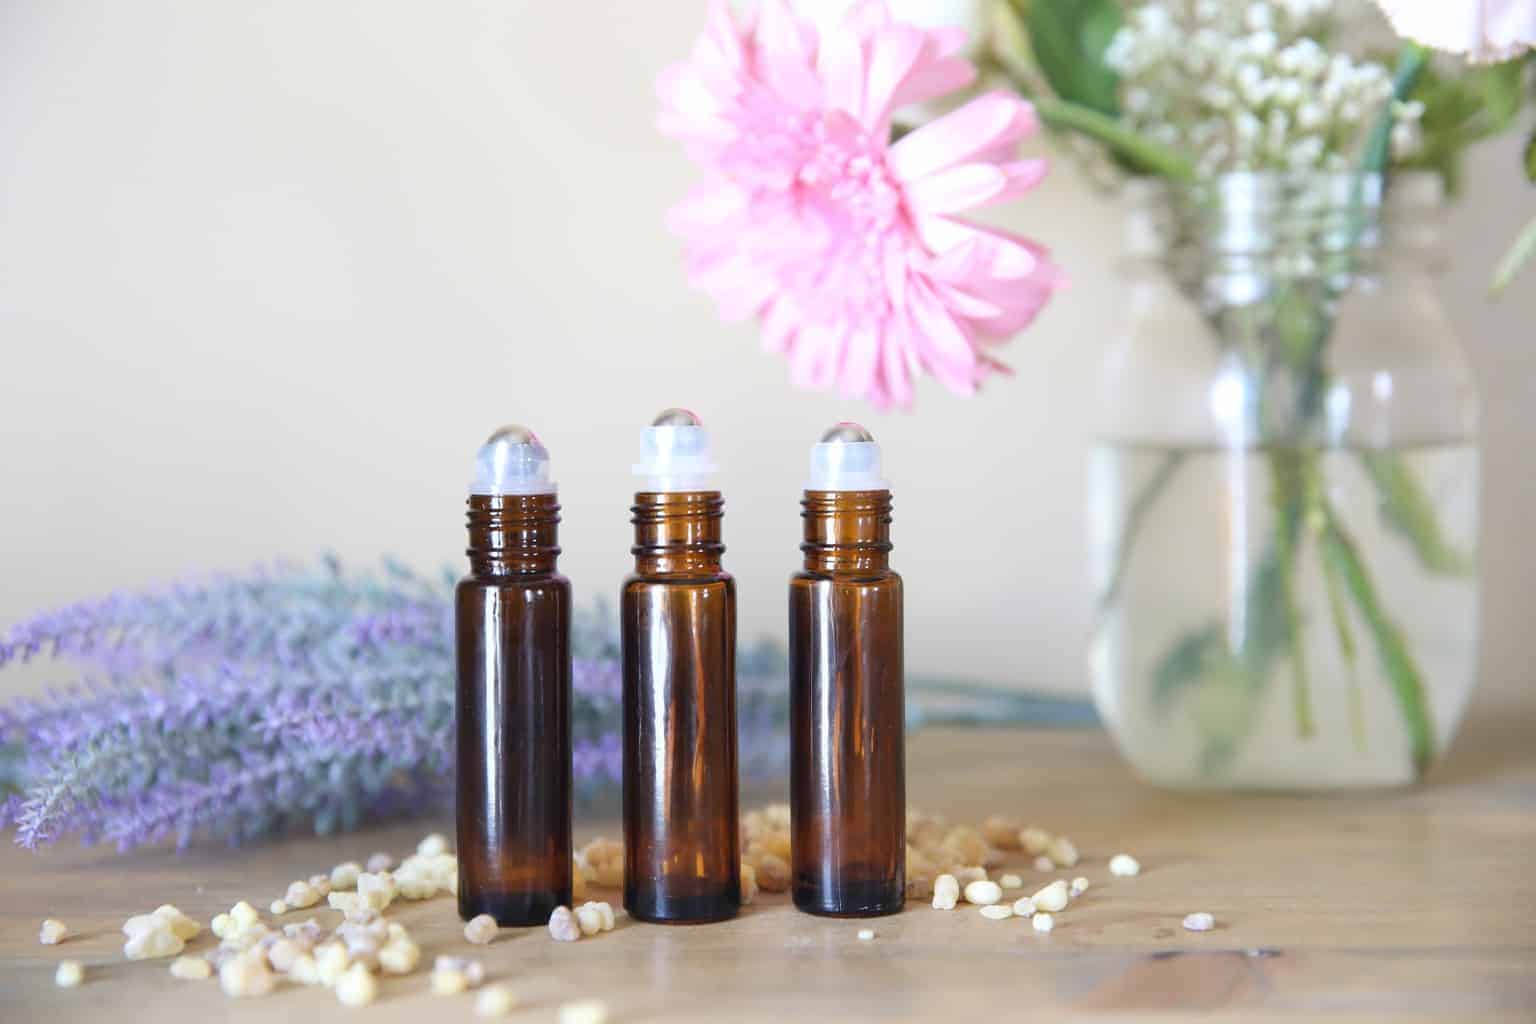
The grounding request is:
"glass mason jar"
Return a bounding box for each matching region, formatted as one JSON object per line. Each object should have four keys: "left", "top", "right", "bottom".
{"left": 1089, "top": 172, "right": 1479, "bottom": 789}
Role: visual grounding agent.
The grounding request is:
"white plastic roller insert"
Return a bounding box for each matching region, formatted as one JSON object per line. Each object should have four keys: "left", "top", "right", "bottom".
{"left": 469, "top": 424, "right": 556, "bottom": 495}
{"left": 807, "top": 422, "right": 888, "bottom": 491}
{"left": 633, "top": 408, "right": 719, "bottom": 492}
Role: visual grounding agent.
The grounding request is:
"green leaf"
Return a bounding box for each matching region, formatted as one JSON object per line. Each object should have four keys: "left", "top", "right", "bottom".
{"left": 1015, "top": 0, "right": 1122, "bottom": 116}
{"left": 1403, "top": 54, "right": 1531, "bottom": 194}
{"left": 1525, "top": 129, "right": 1536, "bottom": 183}
{"left": 1492, "top": 212, "right": 1536, "bottom": 295}
{"left": 1318, "top": 506, "right": 1436, "bottom": 777}
{"left": 1470, "top": 59, "right": 1527, "bottom": 133}
{"left": 1357, "top": 451, "right": 1473, "bottom": 574}
{"left": 1150, "top": 624, "right": 1224, "bottom": 711}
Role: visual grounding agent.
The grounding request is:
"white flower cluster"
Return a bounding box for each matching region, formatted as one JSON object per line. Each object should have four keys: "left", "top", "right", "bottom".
{"left": 1104, "top": 0, "right": 1422, "bottom": 177}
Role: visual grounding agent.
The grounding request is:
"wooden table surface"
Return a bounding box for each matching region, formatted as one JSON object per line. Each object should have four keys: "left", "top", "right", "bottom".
{"left": 3, "top": 695, "right": 1534, "bottom": 1022}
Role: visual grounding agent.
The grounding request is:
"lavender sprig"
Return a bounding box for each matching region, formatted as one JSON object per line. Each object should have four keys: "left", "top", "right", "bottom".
{"left": 1, "top": 559, "right": 787, "bottom": 851}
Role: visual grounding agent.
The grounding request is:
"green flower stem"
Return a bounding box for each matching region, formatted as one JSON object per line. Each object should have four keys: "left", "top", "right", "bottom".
{"left": 1269, "top": 450, "right": 1316, "bottom": 739}
{"left": 1317, "top": 501, "right": 1437, "bottom": 775}
{"left": 1358, "top": 450, "right": 1473, "bottom": 574}
{"left": 1317, "top": 521, "right": 1366, "bottom": 752}
{"left": 1030, "top": 95, "right": 1196, "bottom": 182}
{"left": 1095, "top": 449, "right": 1187, "bottom": 622}
{"left": 1358, "top": 42, "right": 1430, "bottom": 179}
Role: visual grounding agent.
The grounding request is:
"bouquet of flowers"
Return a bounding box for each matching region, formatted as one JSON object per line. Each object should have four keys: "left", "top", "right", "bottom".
{"left": 659, "top": 1, "right": 1533, "bottom": 783}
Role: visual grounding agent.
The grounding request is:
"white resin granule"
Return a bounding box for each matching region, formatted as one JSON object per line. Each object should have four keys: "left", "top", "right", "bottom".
{"left": 856, "top": 928, "right": 875, "bottom": 941}
{"left": 574, "top": 903, "right": 604, "bottom": 937}
{"left": 356, "top": 872, "right": 396, "bottom": 912}
{"left": 963, "top": 879, "right": 1003, "bottom": 906}
{"left": 999, "top": 874, "right": 1023, "bottom": 889}
{"left": 124, "top": 922, "right": 184, "bottom": 961}
{"left": 54, "top": 961, "right": 84, "bottom": 988}
{"left": 39, "top": 919, "right": 68, "bottom": 945}
{"left": 286, "top": 879, "right": 323, "bottom": 908}
{"left": 417, "top": 833, "right": 450, "bottom": 857}
{"left": 1019, "top": 827, "right": 1051, "bottom": 856}
{"left": 979, "top": 904, "right": 1014, "bottom": 920}
{"left": 951, "top": 865, "right": 987, "bottom": 887}
{"left": 1183, "top": 912, "right": 1216, "bottom": 932}
{"left": 220, "top": 951, "right": 276, "bottom": 998}
{"left": 932, "top": 873, "right": 960, "bottom": 910}
{"left": 366, "top": 852, "right": 395, "bottom": 873}
{"left": 1070, "top": 877, "right": 1090, "bottom": 898}
{"left": 1109, "top": 853, "right": 1141, "bottom": 877}
{"left": 548, "top": 906, "right": 581, "bottom": 942}
{"left": 379, "top": 937, "right": 420, "bottom": 975}
{"left": 431, "top": 956, "right": 483, "bottom": 995}
{"left": 335, "top": 962, "right": 379, "bottom": 1007}
{"left": 464, "top": 913, "right": 499, "bottom": 945}
{"left": 1012, "top": 897, "right": 1036, "bottom": 917}
{"left": 269, "top": 900, "right": 288, "bottom": 916}
{"left": 330, "top": 862, "right": 362, "bottom": 891}
{"left": 169, "top": 955, "right": 213, "bottom": 980}
{"left": 153, "top": 905, "right": 200, "bottom": 940}
{"left": 558, "top": 999, "right": 610, "bottom": 1024}
{"left": 475, "top": 984, "right": 520, "bottom": 1017}
{"left": 1033, "top": 855, "right": 1054, "bottom": 872}
{"left": 1032, "top": 912, "right": 1055, "bottom": 934}
{"left": 1031, "top": 880, "right": 1070, "bottom": 913}
{"left": 1046, "top": 836, "right": 1079, "bottom": 868}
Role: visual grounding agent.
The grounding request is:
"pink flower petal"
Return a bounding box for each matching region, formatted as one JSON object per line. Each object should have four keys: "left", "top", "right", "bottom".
{"left": 817, "top": 10, "right": 867, "bottom": 116}
{"left": 761, "top": 296, "right": 800, "bottom": 354}
{"left": 1373, "top": 0, "right": 1536, "bottom": 62}
{"left": 838, "top": 324, "right": 881, "bottom": 398}
{"left": 928, "top": 25, "right": 969, "bottom": 58}
{"left": 889, "top": 55, "right": 976, "bottom": 112}
{"left": 754, "top": 0, "right": 823, "bottom": 107}
{"left": 861, "top": 24, "right": 927, "bottom": 128}
{"left": 888, "top": 92, "right": 1037, "bottom": 183}
{"left": 904, "top": 163, "right": 1007, "bottom": 214}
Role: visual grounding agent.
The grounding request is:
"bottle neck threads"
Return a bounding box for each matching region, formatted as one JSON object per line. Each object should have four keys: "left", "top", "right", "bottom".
{"left": 801, "top": 490, "right": 892, "bottom": 574}
{"left": 631, "top": 491, "right": 725, "bottom": 576}
{"left": 466, "top": 493, "right": 561, "bottom": 576}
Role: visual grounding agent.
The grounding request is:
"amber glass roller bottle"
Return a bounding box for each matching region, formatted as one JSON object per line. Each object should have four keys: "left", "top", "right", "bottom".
{"left": 790, "top": 423, "right": 905, "bottom": 917}
{"left": 455, "top": 425, "right": 572, "bottom": 925}
{"left": 621, "top": 408, "right": 741, "bottom": 924}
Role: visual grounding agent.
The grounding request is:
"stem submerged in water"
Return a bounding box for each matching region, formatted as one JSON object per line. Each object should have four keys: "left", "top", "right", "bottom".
{"left": 1269, "top": 450, "right": 1316, "bottom": 739}
{"left": 1317, "top": 504, "right": 1437, "bottom": 775}
{"left": 1096, "top": 449, "right": 1187, "bottom": 623}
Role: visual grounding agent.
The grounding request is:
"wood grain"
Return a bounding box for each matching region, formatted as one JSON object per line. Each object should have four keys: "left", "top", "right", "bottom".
{"left": 3, "top": 700, "right": 1534, "bottom": 1021}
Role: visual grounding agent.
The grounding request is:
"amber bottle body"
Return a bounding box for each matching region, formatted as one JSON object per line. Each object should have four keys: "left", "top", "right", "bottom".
{"left": 621, "top": 491, "right": 741, "bottom": 924}
{"left": 789, "top": 490, "right": 905, "bottom": 917}
{"left": 456, "top": 493, "right": 573, "bottom": 925}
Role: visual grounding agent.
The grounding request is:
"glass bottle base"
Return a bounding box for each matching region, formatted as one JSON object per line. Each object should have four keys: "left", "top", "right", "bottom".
{"left": 625, "top": 887, "right": 740, "bottom": 924}
{"left": 459, "top": 889, "right": 568, "bottom": 927}
{"left": 793, "top": 880, "right": 904, "bottom": 918}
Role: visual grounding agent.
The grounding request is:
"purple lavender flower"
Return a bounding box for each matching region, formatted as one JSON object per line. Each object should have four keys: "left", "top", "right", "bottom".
{"left": 0, "top": 559, "right": 787, "bottom": 851}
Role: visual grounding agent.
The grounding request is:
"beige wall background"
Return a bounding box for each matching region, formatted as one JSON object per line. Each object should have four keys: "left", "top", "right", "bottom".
{"left": 1, "top": 1, "right": 1531, "bottom": 696}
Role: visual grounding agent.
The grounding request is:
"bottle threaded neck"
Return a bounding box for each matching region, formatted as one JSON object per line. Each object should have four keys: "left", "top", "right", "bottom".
{"left": 466, "top": 493, "right": 561, "bottom": 576}
{"left": 801, "top": 490, "right": 892, "bottom": 574}
{"left": 631, "top": 491, "right": 724, "bottom": 575}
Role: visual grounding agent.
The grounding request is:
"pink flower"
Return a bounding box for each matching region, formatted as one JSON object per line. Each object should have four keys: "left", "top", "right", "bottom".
{"left": 1372, "top": 0, "right": 1536, "bottom": 63}
{"left": 658, "top": 0, "right": 1063, "bottom": 408}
